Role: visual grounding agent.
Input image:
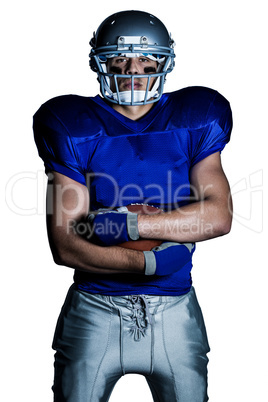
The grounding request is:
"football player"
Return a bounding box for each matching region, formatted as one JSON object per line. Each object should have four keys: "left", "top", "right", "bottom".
{"left": 33, "top": 10, "right": 233, "bottom": 401}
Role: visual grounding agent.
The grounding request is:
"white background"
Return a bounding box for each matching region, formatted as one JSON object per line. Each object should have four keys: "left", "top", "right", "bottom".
{"left": 2, "top": 0, "right": 267, "bottom": 400}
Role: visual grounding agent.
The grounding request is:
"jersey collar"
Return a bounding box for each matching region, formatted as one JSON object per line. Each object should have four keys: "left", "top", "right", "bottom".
{"left": 91, "top": 94, "right": 169, "bottom": 132}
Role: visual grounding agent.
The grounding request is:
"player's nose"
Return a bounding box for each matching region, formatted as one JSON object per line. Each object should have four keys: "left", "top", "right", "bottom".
{"left": 125, "top": 58, "right": 139, "bottom": 75}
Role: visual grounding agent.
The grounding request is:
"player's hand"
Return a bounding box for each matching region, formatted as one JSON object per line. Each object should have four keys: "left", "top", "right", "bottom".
{"left": 143, "top": 242, "right": 195, "bottom": 276}
{"left": 87, "top": 209, "right": 139, "bottom": 246}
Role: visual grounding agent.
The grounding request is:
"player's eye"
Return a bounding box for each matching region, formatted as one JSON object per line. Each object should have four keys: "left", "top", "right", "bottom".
{"left": 139, "top": 57, "right": 149, "bottom": 63}
{"left": 115, "top": 58, "right": 127, "bottom": 63}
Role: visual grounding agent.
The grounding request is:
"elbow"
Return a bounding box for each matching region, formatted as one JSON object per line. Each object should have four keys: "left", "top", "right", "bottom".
{"left": 214, "top": 213, "right": 233, "bottom": 237}
{"left": 48, "top": 238, "right": 71, "bottom": 267}
{"left": 210, "top": 196, "right": 233, "bottom": 238}
{"left": 220, "top": 198, "right": 233, "bottom": 236}
{"left": 219, "top": 220, "right": 232, "bottom": 237}
{"left": 52, "top": 251, "right": 65, "bottom": 266}
{"left": 52, "top": 247, "right": 77, "bottom": 268}
{"left": 50, "top": 246, "right": 67, "bottom": 266}
{"left": 49, "top": 235, "right": 87, "bottom": 270}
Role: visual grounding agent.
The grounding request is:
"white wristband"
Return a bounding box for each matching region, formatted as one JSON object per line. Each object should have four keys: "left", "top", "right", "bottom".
{"left": 143, "top": 251, "right": 156, "bottom": 275}
{"left": 126, "top": 213, "right": 139, "bottom": 240}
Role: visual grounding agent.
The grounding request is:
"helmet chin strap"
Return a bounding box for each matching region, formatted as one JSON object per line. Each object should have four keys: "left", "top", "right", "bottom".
{"left": 111, "top": 89, "right": 156, "bottom": 103}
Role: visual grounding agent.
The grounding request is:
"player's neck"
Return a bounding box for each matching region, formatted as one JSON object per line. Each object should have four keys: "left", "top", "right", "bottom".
{"left": 111, "top": 103, "right": 155, "bottom": 121}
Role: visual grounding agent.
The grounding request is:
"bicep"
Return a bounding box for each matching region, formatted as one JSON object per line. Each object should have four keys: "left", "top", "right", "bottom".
{"left": 190, "top": 152, "right": 231, "bottom": 203}
{"left": 47, "top": 171, "right": 89, "bottom": 221}
{"left": 46, "top": 171, "right": 89, "bottom": 258}
{"left": 190, "top": 152, "right": 233, "bottom": 235}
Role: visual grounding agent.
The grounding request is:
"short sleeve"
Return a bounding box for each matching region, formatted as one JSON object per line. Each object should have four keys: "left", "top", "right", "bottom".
{"left": 190, "top": 90, "right": 233, "bottom": 166}
{"left": 33, "top": 101, "right": 86, "bottom": 185}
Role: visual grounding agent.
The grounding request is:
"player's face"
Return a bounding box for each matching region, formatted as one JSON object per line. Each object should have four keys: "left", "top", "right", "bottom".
{"left": 107, "top": 56, "right": 158, "bottom": 93}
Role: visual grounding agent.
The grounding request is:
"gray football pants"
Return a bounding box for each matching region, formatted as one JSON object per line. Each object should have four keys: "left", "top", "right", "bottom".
{"left": 52, "top": 285, "right": 210, "bottom": 401}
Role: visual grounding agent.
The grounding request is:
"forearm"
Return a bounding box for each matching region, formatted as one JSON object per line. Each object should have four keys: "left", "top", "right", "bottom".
{"left": 49, "top": 227, "right": 145, "bottom": 274}
{"left": 138, "top": 197, "right": 232, "bottom": 243}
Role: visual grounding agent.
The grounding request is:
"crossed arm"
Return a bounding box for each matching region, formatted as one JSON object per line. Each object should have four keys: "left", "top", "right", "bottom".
{"left": 46, "top": 171, "right": 145, "bottom": 274}
{"left": 46, "top": 152, "right": 232, "bottom": 275}
{"left": 138, "top": 152, "right": 232, "bottom": 242}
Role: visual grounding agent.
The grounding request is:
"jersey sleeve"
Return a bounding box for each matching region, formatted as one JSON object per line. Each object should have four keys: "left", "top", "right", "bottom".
{"left": 190, "top": 90, "right": 233, "bottom": 166}
{"left": 33, "top": 100, "right": 86, "bottom": 185}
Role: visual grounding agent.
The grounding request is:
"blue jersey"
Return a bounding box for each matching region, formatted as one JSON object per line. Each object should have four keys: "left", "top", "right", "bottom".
{"left": 33, "top": 86, "right": 232, "bottom": 295}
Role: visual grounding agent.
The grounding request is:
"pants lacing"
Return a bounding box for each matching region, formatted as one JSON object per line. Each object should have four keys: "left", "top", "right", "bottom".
{"left": 128, "top": 295, "right": 153, "bottom": 341}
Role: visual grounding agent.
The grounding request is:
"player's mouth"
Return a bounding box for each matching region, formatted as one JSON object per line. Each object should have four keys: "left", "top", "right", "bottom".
{"left": 121, "top": 79, "right": 143, "bottom": 90}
